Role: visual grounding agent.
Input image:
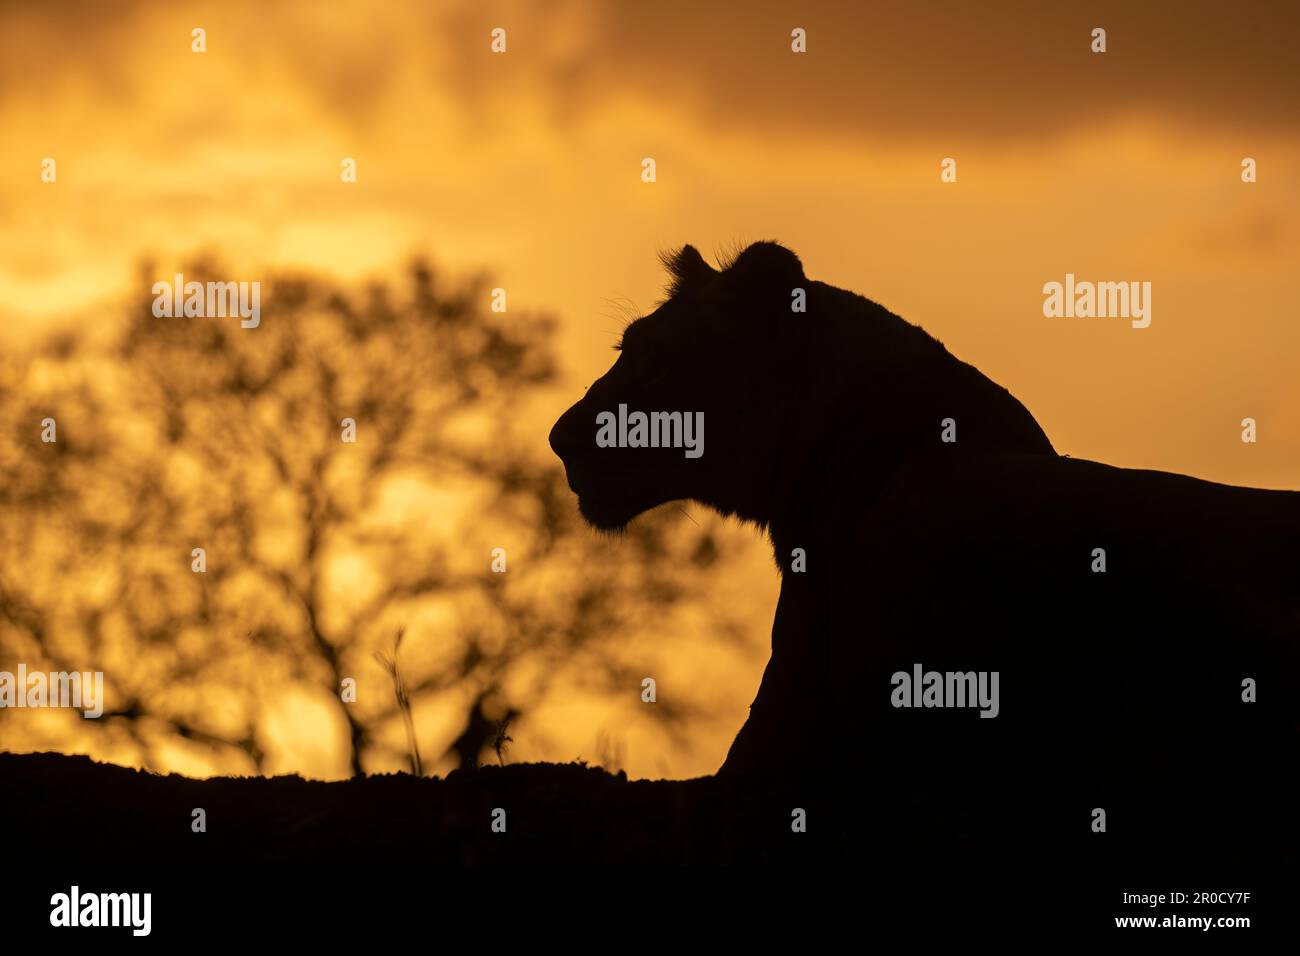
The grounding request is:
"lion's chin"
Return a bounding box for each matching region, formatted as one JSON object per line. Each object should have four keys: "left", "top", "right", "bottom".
{"left": 576, "top": 488, "right": 677, "bottom": 533}
{"left": 576, "top": 495, "right": 640, "bottom": 533}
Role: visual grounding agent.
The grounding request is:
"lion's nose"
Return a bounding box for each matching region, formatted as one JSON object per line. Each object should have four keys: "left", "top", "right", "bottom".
{"left": 548, "top": 403, "right": 586, "bottom": 462}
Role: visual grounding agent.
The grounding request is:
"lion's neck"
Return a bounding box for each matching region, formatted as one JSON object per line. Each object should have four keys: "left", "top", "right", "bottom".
{"left": 763, "top": 283, "right": 1055, "bottom": 571}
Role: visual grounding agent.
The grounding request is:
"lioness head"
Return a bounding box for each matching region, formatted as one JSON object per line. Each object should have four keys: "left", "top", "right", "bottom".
{"left": 548, "top": 241, "right": 810, "bottom": 531}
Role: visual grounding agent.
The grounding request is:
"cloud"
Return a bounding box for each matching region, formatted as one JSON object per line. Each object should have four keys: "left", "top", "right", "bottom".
{"left": 436, "top": 0, "right": 1300, "bottom": 144}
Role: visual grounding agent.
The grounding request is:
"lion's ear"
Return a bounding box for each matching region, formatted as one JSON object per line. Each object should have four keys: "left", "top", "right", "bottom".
{"left": 660, "top": 244, "right": 717, "bottom": 298}
{"left": 723, "top": 241, "right": 805, "bottom": 303}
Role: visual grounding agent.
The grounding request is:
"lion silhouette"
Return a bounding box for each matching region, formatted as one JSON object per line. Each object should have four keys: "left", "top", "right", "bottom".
{"left": 549, "top": 242, "right": 1300, "bottom": 847}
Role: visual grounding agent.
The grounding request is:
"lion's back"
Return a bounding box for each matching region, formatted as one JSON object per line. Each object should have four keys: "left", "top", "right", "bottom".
{"left": 815, "top": 454, "right": 1299, "bottom": 772}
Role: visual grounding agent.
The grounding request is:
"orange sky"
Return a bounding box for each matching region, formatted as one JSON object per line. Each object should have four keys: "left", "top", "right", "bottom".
{"left": 3, "top": 0, "right": 1295, "bottom": 486}
{"left": 2, "top": 0, "right": 1297, "bottom": 776}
